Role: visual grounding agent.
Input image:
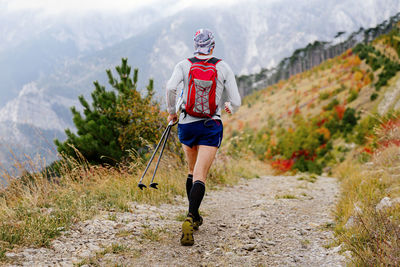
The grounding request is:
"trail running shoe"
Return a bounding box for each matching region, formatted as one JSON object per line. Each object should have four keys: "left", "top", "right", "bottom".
{"left": 180, "top": 216, "right": 194, "bottom": 246}
{"left": 193, "top": 216, "right": 203, "bottom": 230}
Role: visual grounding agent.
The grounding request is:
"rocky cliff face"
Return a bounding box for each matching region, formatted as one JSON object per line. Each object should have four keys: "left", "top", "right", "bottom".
{"left": 0, "top": 82, "right": 77, "bottom": 132}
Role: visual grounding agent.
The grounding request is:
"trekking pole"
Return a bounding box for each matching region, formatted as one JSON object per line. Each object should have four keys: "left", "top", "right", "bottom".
{"left": 137, "top": 120, "right": 177, "bottom": 190}
{"left": 137, "top": 122, "right": 172, "bottom": 190}
{"left": 149, "top": 124, "right": 172, "bottom": 189}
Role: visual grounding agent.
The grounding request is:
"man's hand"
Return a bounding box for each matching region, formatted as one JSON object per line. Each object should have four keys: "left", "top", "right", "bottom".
{"left": 168, "top": 113, "right": 178, "bottom": 124}
{"left": 224, "top": 102, "right": 233, "bottom": 114}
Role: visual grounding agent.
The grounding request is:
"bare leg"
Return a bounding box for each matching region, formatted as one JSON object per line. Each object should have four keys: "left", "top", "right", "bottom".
{"left": 193, "top": 145, "right": 218, "bottom": 183}
{"left": 181, "top": 145, "right": 219, "bottom": 246}
{"left": 182, "top": 144, "right": 198, "bottom": 175}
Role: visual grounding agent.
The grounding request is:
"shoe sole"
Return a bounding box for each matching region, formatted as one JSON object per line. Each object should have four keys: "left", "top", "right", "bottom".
{"left": 180, "top": 219, "right": 194, "bottom": 246}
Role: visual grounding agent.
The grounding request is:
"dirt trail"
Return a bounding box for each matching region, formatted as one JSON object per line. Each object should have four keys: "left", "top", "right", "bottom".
{"left": 7, "top": 175, "right": 346, "bottom": 266}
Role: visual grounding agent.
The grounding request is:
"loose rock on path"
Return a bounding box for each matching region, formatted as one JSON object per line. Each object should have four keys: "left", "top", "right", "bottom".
{"left": 7, "top": 175, "right": 347, "bottom": 266}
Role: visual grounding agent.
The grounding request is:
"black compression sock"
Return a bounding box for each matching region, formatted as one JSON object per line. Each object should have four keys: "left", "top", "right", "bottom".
{"left": 186, "top": 174, "right": 193, "bottom": 201}
{"left": 188, "top": 180, "right": 205, "bottom": 220}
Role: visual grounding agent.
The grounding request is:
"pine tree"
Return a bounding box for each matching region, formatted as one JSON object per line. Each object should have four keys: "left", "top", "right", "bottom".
{"left": 54, "top": 58, "right": 165, "bottom": 165}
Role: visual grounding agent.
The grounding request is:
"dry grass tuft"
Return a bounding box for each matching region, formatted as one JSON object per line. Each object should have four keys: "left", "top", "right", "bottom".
{"left": 334, "top": 144, "right": 400, "bottom": 266}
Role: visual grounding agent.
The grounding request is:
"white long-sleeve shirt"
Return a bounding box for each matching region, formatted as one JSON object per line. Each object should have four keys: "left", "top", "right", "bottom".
{"left": 166, "top": 54, "right": 241, "bottom": 124}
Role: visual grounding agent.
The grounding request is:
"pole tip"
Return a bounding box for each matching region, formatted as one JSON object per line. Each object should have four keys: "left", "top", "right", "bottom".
{"left": 138, "top": 183, "right": 147, "bottom": 190}
{"left": 149, "top": 183, "right": 158, "bottom": 189}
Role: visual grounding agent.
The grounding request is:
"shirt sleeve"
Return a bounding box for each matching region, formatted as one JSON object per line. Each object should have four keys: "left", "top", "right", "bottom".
{"left": 223, "top": 62, "right": 241, "bottom": 113}
{"left": 166, "top": 62, "right": 184, "bottom": 115}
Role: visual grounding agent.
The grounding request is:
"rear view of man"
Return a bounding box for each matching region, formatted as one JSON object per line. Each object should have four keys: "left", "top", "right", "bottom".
{"left": 166, "top": 29, "right": 241, "bottom": 246}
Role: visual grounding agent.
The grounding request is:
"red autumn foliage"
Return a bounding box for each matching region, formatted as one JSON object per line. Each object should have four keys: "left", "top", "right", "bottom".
{"left": 271, "top": 148, "right": 317, "bottom": 172}
{"left": 271, "top": 159, "right": 294, "bottom": 172}
{"left": 376, "top": 118, "right": 400, "bottom": 149}
{"left": 363, "top": 117, "right": 400, "bottom": 154}
{"left": 379, "top": 139, "right": 400, "bottom": 148}
{"left": 363, "top": 147, "right": 373, "bottom": 154}
{"left": 380, "top": 119, "right": 400, "bottom": 131}
{"left": 317, "top": 118, "right": 327, "bottom": 127}
{"left": 335, "top": 105, "right": 346, "bottom": 120}
{"left": 318, "top": 144, "right": 327, "bottom": 150}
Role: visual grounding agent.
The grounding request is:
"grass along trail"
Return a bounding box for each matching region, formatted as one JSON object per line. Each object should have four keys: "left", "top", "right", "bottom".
{"left": 6, "top": 175, "right": 346, "bottom": 266}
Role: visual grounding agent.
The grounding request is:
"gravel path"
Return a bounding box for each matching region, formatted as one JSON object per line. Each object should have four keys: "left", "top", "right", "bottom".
{"left": 6, "top": 175, "right": 346, "bottom": 266}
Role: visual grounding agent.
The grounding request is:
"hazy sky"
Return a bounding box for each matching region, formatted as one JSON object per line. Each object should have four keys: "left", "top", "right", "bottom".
{"left": 3, "top": 0, "right": 243, "bottom": 14}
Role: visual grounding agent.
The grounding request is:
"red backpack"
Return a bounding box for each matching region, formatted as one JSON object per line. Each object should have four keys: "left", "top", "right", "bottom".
{"left": 185, "top": 57, "right": 221, "bottom": 118}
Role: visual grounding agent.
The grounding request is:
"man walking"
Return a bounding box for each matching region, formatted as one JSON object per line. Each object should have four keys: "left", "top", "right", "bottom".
{"left": 166, "top": 29, "right": 241, "bottom": 246}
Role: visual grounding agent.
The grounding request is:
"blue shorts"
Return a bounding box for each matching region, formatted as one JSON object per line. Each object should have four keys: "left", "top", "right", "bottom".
{"left": 178, "top": 120, "right": 223, "bottom": 148}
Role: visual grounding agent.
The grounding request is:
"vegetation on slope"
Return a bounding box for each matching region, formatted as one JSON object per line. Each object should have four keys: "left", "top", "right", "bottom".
{"left": 334, "top": 111, "right": 400, "bottom": 266}
{"left": 225, "top": 26, "right": 400, "bottom": 176}
{"left": 226, "top": 51, "right": 365, "bottom": 174}
{"left": 353, "top": 41, "right": 400, "bottom": 95}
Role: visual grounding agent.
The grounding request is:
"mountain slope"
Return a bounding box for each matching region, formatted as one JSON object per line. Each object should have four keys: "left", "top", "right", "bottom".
{"left": 223, "top": 24, "right": 400, "bottom": 174}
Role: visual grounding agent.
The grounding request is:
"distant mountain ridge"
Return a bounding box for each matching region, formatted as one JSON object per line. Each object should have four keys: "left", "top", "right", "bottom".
{"left": 0, "top": 0, "right": 400, "bottom": 171}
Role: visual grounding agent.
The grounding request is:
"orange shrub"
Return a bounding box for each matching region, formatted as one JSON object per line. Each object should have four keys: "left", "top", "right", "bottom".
{"left": 349, "top": 55, "right": 361, "bottom": 67}
{"left": 356, "top": 82, "right": 363, "bottom": 91}
{"left": 354, "top": 71, "right": 363, "bottom": 81}
{"left": 316, "top": 127, "right": 331, "bottom": 140}
{"left": 363, "top": 75, "right": 372, "bottom": 86}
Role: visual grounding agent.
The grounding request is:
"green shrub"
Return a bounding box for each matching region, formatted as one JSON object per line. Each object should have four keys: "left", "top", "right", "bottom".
{"left": 333, "top": 84, "right": 347, "bottom": 95}
{"left": 323, "top": 98, "right": 340, "bottom": 111}
{"left": 341, "top": 108, "right": 358, "bottom": 134}
{"left": 319, "top": 92, "right": 330, "bottom": 100}
{"left": 347, "top": 90, "right": 358, "bottom": 102}
{"left": 351, "top": 115, "right": 379, "bottom": 145}
{"left": 292, "top": 156, "right": 322, "bottom": 174}
{"left": 324, "top": 115, "right": 341, "bottom": 135}
{"left": 353, "top": 43, "right": 400, "bottom": 92}
{"left": 54, "top": 58, "right": 164, "bottom": 165}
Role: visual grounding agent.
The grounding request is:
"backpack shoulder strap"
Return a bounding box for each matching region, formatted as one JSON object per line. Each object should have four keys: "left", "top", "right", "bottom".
{"left": 188, "top": 57, "right": 221, "bottom": 65}
{"left": 208, "top": 57, "right": 221, "bottom": 65}
{"left": 188, "top": 57, "right": 200, "bottom": 64}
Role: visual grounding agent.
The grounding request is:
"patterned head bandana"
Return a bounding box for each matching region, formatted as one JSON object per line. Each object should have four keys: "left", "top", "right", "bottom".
{"left": 193, "top": 29, "right": 215, "bottom": 55}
